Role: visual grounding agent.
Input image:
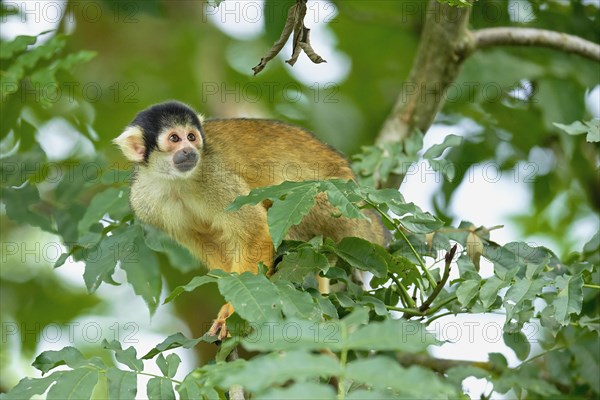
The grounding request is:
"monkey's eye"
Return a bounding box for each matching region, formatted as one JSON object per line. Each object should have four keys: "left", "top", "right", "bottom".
{"left": 169, "top": 134, "right": 180, "bottom": 142}
{"left": 187, "top": 133, "right": 196, "bottom": 141}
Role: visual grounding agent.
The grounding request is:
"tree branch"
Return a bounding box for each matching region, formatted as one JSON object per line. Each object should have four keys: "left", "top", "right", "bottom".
{"left": 376, "top": 0, "right": 472, "bottom": 188}
{"left": 397, "top": 353, "right": 494, "bottom": 374}
{"left": 375, "top": 1, "right": 600, "bottom": 189}
{"left": 472, "top": 27, "right": 600, "bottom": 62}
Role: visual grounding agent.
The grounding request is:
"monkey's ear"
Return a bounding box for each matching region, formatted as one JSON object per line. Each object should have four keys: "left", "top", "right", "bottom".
{"left": 197, "top": 114, "right": 205, "bottom": 123}
{"left": 113, "top": 126, "right": 145, "bottom": 163}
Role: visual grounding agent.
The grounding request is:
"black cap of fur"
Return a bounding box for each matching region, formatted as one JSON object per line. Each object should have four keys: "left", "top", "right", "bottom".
{"left": 130, "top": 101, "right": 204, "bottom": 162}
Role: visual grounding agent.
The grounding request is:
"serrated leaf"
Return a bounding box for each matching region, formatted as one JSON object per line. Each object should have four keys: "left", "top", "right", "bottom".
{"left": 275, "top": 281, "right": 322, "bottom": 321}
{"left": 217, "top": 272, "right": 282, "bottom": 323}
{"left": 257, "top": 382, "right": 336, "bottom": 400}
{"left": 176, "top": 371, "right": 204, "bottom": 400}
{"left": 272, "top": 247, "right": 329, "bottom": 283}
{"left": 32, "top": 347, "right": 86, "bottom": 374}
{"left": 479, "top": 276, "right": 506, "bottom": 309}
{"left": 456, "top": 280, "right": 481, "bottom": 306}
{"left": 423, "top": 134, "right": 463, "bottom": 159}
{"left": 77, "top": 187, "right": 130, "bottom": 235}
{"left": 147, "top": 377, "right": 175, "bottom": 400}
{"left": 553, "top": 120, "right": 588, "bottom": 135}
{"left": 552, "top": 274, "right": 583, "bottom": 325}
{"left": 165, "top": 354, "right": 181, "bottom": 378}
{"left": 109, "top": 224, "right": 162, "bottom": 314}
{"left": 143, "top": 332, "right": 213, "bottom": 359}
{"left": 585, "top": 118, "right": 600, "bottom": 142}
{"left": 343, "top": 318, "right": 438, "bottom": 351}
{"left": 503, "top": 331, "right": 530, "bottom": 361}
{"left": 0, "top": 35, "right": 37, "bottom": 59}
{"left": 227, "top": 181, "right": 320, "bottom": 211}
{"left": 46, "top": 368, "right": 98, "bottom": 400}
{"left": 323, "top": 180, "right": 366, "bottom": 220}
{"left": 106, "top": 368, "right": 137, "bottom": 400}
{"left": 1, "top": 180, "right": 54, "bottom": 232}
{"left": 243, "top": 319, "right": 342, "bottom": 352}
{"left": 221, "top": 350, "right": 341, "bottom": 392}
{"left": 102, "top": 340, "right": 143, "bottom": 371}
{"left": 1, "top": 374, "right": 59, "bottom": 400}
{"left": 332, "top": 237, "right": 388, "bottom": 277}
{"left": 267, "top": 184, "right": 319, "bottom": 248}
{"left": 346, "top": 358, "right": 456, "bottom": 397}
{"left": 164, "top": 275, "right": 218, "bottom": 303}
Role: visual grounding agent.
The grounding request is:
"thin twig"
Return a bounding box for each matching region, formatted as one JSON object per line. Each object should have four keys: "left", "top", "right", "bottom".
{"left": 227, "top": 348, "right": 245, "bottom": 400}
{"left": 419, "top": 244, "right": 457, "bottom": 313}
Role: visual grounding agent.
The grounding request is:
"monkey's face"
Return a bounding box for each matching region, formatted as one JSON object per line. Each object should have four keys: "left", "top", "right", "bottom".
{"left": 113, "top": 101, "right": 205, "bottom": 180}
{"left": 151, "top": 124, "right": 203, "bottom": 178}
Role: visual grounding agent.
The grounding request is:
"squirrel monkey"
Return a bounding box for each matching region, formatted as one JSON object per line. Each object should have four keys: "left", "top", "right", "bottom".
{"left": 114, "top": 101, "right": 387, "bottom": 338}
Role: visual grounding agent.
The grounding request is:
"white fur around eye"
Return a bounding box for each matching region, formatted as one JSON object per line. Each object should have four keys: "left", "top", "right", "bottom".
{"left": 113, "top": 126, "right": 145, "bottom": 163}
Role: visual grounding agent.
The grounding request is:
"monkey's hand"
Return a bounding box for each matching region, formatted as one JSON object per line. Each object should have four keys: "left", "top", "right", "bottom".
{"left": 209, "top": 302, "right": 234, "bottom": 340}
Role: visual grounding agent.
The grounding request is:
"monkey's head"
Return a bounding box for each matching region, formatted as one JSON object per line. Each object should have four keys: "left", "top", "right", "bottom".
{"left": 113, "top": 101, "right": 205, "bottom": 179}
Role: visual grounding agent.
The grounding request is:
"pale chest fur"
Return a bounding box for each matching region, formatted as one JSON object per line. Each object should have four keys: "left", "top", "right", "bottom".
{"left": 129, "top": 170, "right": 220, "bottom": 240}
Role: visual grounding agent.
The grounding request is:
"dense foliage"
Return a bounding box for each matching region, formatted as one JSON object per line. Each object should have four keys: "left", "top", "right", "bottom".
{"left": 1, "top": 0, "right": 598, "bottom": 399}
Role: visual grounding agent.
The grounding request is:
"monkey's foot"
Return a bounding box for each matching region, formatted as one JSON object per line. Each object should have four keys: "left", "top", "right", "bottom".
{"left": 208, "top": 303, "right": 234, "bottom": 340}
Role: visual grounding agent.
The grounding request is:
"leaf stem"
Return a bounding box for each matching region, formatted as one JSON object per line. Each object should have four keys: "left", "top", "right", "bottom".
{"left": 136, "top": 371, "right": 182, "bottom": 385}
{"left": 337, "top": 323, "right": 349, "bottom": 400}
{"left": 583, "top": 283, "right": 600, "bottom": 289}
{"left": 425, "top": 294, "right": 458, "bottom": 315}
{"left": 365, "top": 200, "right": 437, "bottom": 288}
{"left": 389, "top": 273, "right": 417, "bottom": 308}
{"left": 386, "top": 305, "right": 423, "bottom": 316}
{"left": 419, "top": 245, "right": 456, "bottom": 312}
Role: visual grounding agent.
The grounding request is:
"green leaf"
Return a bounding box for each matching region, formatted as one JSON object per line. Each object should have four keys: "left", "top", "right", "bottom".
{"left": 552, "top": 274, "right": 583, "bottom": 325}
{"left": 267, "top": 184, "right": 319, "bottom": 248}
{"left": 217, "top": 272, "right": 282, "bottom": 323}
{"left": 147, "top": 377, "right": 175, "bottom": 400}
{"left": 479, "top": 276, "right": 506, "bottom": 309}
{"left": 272, "top": 247, "right": 329, "bottom": 283}
{"left": 143, "top": 332, "right": 213, "bottom": 359}
{"left": 322, "top": 179, "right": 366, "bottom": 220}
{"left": 124, "top": 232, "right": 162, "bottom": 313}
{"left": 346, "top": 358, "right": 456, "bottom": 397}
{"left": 553, "top": 120, "right": 588, "bottom": 135}
{"left": 164, "top": 275, "right": 218, "bottom": 303}
{"left": 0, "top": 35, "right": 37, "bottom": 59}
{"left": 221, "top": 350, "right": 341, "bottom": 392}
{"left": 456, "top": 280, "right": 481, "bottom": 306}
{"left": 46, "top": 368, "right": 98, "bottom": 400}
{"left": 343, "top": 318, "right": 438, "bottom": 352}
{"left": 243, "top": 319, "right": 341, "bottom": 352}
{"left": 423, "top": 134, "right": 463, "bottom": 159}
{"left": 77, "top": 187, "right": 131, "bottom": 236}
{"left": 275, "top": 281, "right": 322, "bottom": 321}
{"left": 257, "top": 383, "right": 336, "bottom": 400}
{"left": 102, "top": 340, "right": 143, "bottom": 371}
{"left": 227, "top": 181, "right": 320, "bottom": 211}
{"left": 503, "top": 331, "right": 530, "bottom": 361}
{"left": 332, "top": 237, "right": 388, "bottom": 277}
{"left": 1, "top": 374, "right": 59, "bottom": 400}
{"left": 106, "top": 368, "right": 137, "bottom": 400}
{"left": 388, "top": 202, "right": 444, "bottom": 233}
{"left": 176, "top": 371, "right": 204, "bottom": 400}
{"left": 585, "top": 118, "right": 600, "bottom": 142}
{"left": 32, "top": 347, "right": 86, "bottom": 374}
{"left": 161, "top": 354, "right": 181, "bottom": 379}
{"left": 1, "top": 180, "right": 54, "bottom": 232}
